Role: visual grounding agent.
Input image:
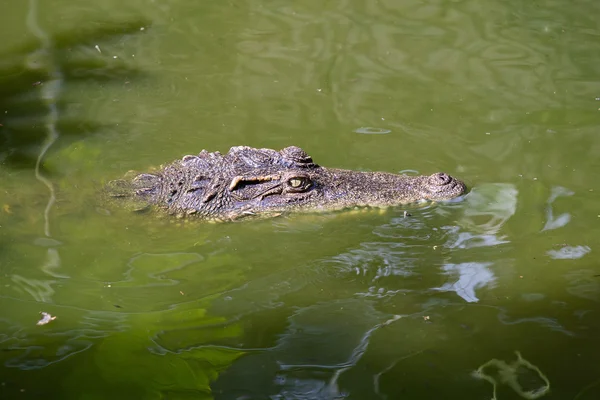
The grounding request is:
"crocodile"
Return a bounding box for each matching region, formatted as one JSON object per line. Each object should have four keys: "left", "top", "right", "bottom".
{"left": 105, "top": 145, "right": 466, "bottom": 221}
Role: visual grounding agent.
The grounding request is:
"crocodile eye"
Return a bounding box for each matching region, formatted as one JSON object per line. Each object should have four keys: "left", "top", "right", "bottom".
{"left": 289, "top": 178, "right": 303, "bottom": 188}
{"left": 286, "top": 176, "right": 311, "bottom": 192}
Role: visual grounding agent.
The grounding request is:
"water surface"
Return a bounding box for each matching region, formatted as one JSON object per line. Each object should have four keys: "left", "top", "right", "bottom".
{"left": 1, "top": 0, "right": 600, "bottom": 399}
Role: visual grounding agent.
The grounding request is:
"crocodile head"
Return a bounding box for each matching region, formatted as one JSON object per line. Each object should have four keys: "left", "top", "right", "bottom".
{"left": 106, "top": 146, "right": 466, "bottom": 221}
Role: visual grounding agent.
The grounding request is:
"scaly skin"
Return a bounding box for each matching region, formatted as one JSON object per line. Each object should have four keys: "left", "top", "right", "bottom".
{"left": 106, "top": 146, "right": 466, "bottom": 221}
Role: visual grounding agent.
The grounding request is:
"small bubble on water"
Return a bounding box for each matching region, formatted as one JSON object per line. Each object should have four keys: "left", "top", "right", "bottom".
{"left": 354, "top": 127, "right": 391, "bottom": 135}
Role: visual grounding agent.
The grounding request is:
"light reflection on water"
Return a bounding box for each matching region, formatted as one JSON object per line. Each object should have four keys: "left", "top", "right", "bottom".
{"left": 3, "top": 175, "right": 596, "bottom": 398}
{"left": 206, "top": 182, "right": 535, "bottom": 398}
{"left": 434, "top": 262, "right": 495, "bottom": 303}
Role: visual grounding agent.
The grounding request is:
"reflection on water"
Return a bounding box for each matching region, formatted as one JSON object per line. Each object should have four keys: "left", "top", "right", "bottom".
{"left": 117, "top": 252, "right": 204, "bottom": 287}
{"left": 542, "top": 186, "right": 574, "bottom": 232}
{"left": 497, "top": 312, "right": 575, "bottom": 337}
{"left": 207, "top": 182, "right": 528, "bottom": 397}
{"left": 11, "top": 273, "right": 56, "bottom": 304}
{"left": 446, "top": 183, "right": 517, "bottom": 248}
{"left": 431, "top": 183, "right": 518, "bottom": 303}
{"left": 565, "top": 270, "right": 600, "bottom": 302}
{"left": 213, "top": 299, "right": 402, "bottom": 399}
{"left": 473, "top": 351, "right": 550, "bottom": 400}
{"left": 547, "top": 245, "right": 590, "bottom": 260}
{"left": 434, "top": 262, "right": 495, "bottom": 303}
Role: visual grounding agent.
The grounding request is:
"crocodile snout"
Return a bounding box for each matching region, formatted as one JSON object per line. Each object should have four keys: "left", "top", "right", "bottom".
{"left": 428, "top": 172, "right": 453, "bottom": 186}
{"left": 425, "top": 172, "right": 466, "bottom": 200}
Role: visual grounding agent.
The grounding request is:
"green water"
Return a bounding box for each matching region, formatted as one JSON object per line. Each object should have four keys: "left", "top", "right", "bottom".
{"left": 1, "top": 0, "right": 600, "bottom": 398}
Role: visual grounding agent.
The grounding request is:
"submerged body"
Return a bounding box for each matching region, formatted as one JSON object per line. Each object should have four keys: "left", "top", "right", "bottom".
{"left": 106, "top": 146, "right": 466, "bottom": 221}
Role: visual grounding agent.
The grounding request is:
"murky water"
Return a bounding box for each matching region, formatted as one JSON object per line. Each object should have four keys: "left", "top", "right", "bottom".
{"left": 1, "top": 0, "right": 600, "bottom": 399}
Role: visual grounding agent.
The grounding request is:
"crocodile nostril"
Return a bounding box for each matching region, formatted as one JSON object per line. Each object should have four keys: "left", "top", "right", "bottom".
{"left": 429, "top": 172, "right": 452, "bottom": 186}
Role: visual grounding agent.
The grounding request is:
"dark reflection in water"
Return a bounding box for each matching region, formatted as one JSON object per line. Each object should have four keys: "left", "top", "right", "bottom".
{"left": 206, "top": 183, "right": 542, "bottom": 398}
{"left": 203, "top": 179, "right": 598, "bottom": 399}
{"left": 213, "top": 299, "right": 394, "bottom": 399}
{"left": 0, "top": 18, "right": 149, "bottom": 169}
{"left": 1, "top": 178, "right": 588, "bottom": 398}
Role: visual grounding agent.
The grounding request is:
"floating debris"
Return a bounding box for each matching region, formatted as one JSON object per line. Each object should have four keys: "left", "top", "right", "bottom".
{"left": 36, "top": 312, "right": 56, "bottom": 326}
